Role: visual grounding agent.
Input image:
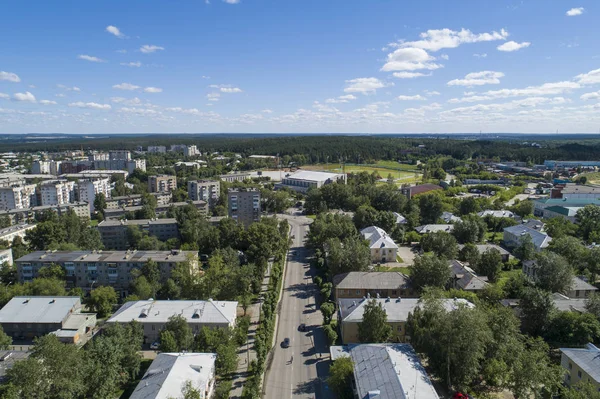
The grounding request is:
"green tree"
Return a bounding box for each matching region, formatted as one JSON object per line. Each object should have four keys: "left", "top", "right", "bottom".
{"left": 358, "top": 299, "right": 392, "bottom": 343}
{"left": 418, "top": 194, "right": 444, "bottom": 225}
{"left": 549, "top": 235, "right": 588, "bottom": 270}
{"left": 452, "top": 214, "right": 487, "bottom": 244}
{"left": 520, "top": 287, "right": 554, "bottom": 336}
{"left": 562, "top": 382, "right": 600, "bottom": 399}
{"left": 37, "top": 263, "right": 65, "bottom": 280}
{"left": 159, "top": 330, "right": 178, "bottom": 352}
{"left": 0, "top": 325, "right": 12, "bottom": 349}
{"left": 411, "top": 253, "right": 451, "bottom": 292}
{"left": 320, "top": 302, "right": 335, "bottom": 324}
{"left": 576, "top": 204, "right": 600, "bottom": 242}
{"left": 323, "top": 323, "right": 338, "bottom": 346}
{"left": 458, "top": 243, "right": 480, "bottom": 267}
{"left": 327, "top": 357, "right": 355, "bottom": 399}
{"left": 586, "top": 292, "right": 600, "bottom": 321}
{"left": 420, "top": 231, "right": 458, "bottom": 259}
{"left": 512, "top": 200, "right": 534, "bottom": 218}
{"left": 131, "top": 275, "right": 153, "bottom": 299}
{"left": 215, "top": 343, "right": 238, "bottom": 375}
{"left": 93, "top": 193, "right": 107, "bottom": 216}
{"left": 478, "top": 248, "right": 503, "bottom": 282}
{"left": 0, "top": 215, "right": 11, "bottom": 229}
{"left": 459, "top": 197, "right": 480, "bottom": 216}
{"left": 534, "top": 252, "right": 574, "bottom": 294}
{"left": 513, "top": 234, "right": 535, "bottom": 261}
{"left": 87, "top": 286, "right": 118, "bottom": 318}
{"left": 544, "top": 311, "right": 600, "bottom": 347}
{"left": 161, "top": 314, "right": 193, "bottom": 351}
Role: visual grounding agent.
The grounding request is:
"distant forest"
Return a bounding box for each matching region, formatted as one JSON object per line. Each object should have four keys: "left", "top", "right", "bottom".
{"left": 4, "top": 134, "right": 600, "bottom": 164}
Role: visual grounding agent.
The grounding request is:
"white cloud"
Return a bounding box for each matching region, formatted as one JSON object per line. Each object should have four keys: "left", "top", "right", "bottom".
{"left": 220, "top": 87, "right": 242, "bottom": 93}
{"left": 78, "top": 55, "right": 106, "bottom": 63}
{"left": 0, "top": 71, "right": 21, "bottom": 83}
{"left": 140, "top": 45, "right": 165, "bottom": 54}
{"left": 55, "top": 93, "right": 65, "bottom": 98}
{"left": 106, "top": 25, "right": 124, "bottom": 38}
{"left": 581, "top": 90, "right": 600, "bottom": 100}
{"left": 325, "top": 94, "right": 357, "bottom": 103}
{"left": 57, "top": 84, "right": 81, "bottom": 92}
{"left": 575, "top": 68, "right": 600, "bottom": 85}
{"left": 261, "top": 109, "right": 273, "bottom": 113}
{"left": 121, "top": 61, "right": 142, "bottom": 67}
{"left": 397, "top": 95, "right": 426, "bottom": 101}
{"left": 391, "top": 28, "right": 509, "bottom": 52}
{"left": 447, "top": 71, "right": 505, "bottom": 86}
{"left": 40, "top": 100, "right": 57, "bottom": 105}
{"left": 424, "top": 90, "right": 441, "bottom": 96}
{"left": 441, "top": 97, "right": 569, "bottom": 116}
{"left": 566, "top": 7, "right": 584, "bottom": 16}
{"left": 344, "top": 77, "right": 390, "bottom": 94}
{"left": 448, "top": 80, "right": 580, "bottom": 103}
{"left": 144, "top": 87, "right": 163, "bottom": 93}
{"left": 118, "top": 107, "right": 158, "bottom": 115}
{"left": 113, "top": 83, "right": 141, "bottom": 91}
{"left": 392, "top": 72, "right": 431, "bottom": 79}
{"left": 110, "top": 97, "right": 142, "bottom": 105}
{"left": 207, "top": 92, "right": 220, "bottom": 101}
{"left": 0, "top": 93, "right": 9, "bottom": 99}
{"left": 440, "top": 54, "right": 449, "bottom": 60}
{"left": 13, "top": 92, "right": 36, "bottom": 103}
{"left": 473, "top": 53, "right": 488, "bottom": 58}
{"left": 223, "top": 0, "right": 240, "bottom": 3}
{"left": 381, "top": 47, "right": 442, "bottom": 72}
{"left": 497, "top": 41, "right": 531, "bottom": 52}
{"left": 68, "top": 101, "right": 111, "bottom": 110}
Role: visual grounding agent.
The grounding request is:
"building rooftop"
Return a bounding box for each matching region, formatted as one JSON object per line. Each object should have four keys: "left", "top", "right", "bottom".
{"left": 560, "top": 343, "right": 600, "bottom": 383}
{"left": 441, "top": 211, "right": 461, "bottom": 223}
{"left": 283, "top": 170, "right": 345, "bottom": 182}
{"left": 503, "top": 224, "right": 551, "bottom": 249}
{"left": 572, "top": 276, "right": 598, "bottom": 292}
{"left": 477, "top": 210, "right": 515, "bottom": 218}
{"left": 98, "top": 218, "right": 178, "bottom": 227}
{"left": 403, "top": 183, "right": 443, "bottom": 196}
{"left": 130, "top": 353, "right": 216, "bottom": 399}
{"left": 107, "top": 300, "right": 237, "bottom": 325}
{"left": 0, "top": 296, "right": 79, "bottom": 324}
{"left": 536, "top": 198, "right": 600, "bottom": 207}
{"left": 544, "top": 206, "right": 581, "bottom": 216}
{"left": 338, "top": 297, "right": 474, "bottom": 323}
{"left": 330, "top": 344, "right": 439, "bottom": 399}
{"left": 458, "top": 244, "right": 511, "bottom": 256}
{"left": 0, "top": 224, "right": 36, "bottom": 237}
{"left": 551, "top": 293, "right": 589, "bottom": 313}
{"left": 15, "top": 250, "right": 196, "bottom": 264}
{"left": 360, "top": 226, "right": 398, "bottom": 250}
{"left": 333, "top": 272, "right": 410, "bottom": 291}
{"left": 415, "top": 224, "right": 454, "bottom": 234}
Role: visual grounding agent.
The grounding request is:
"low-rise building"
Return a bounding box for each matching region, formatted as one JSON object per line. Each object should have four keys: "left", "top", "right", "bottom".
{"left": 275, "top": 170, "right": 346, "bottom": 193}
{"left": 330, "top": 344, "right": 439, "bottom": 399}
{"left": 458, "top": 244, "right": 511, "bottom": 262}
{"left": 360, "top": 226, "right": 398, "bottom": 263}
{"left": 106, "top": 299, "right": 237, "bottom": 343}
{"left": 105, "top": 193, "right": 172, "bottom": 210}
{"left": 0, "top": 224, "right": 36, "bottom": 245}
{"left": 0, "top": 296, "right": 96, "bottom": 343}
{"left": 449, "top": 260, "right": 489, "bottom": 291}
{"left": 219, "top": 172, "right": 251, "bottom": 183}
{"left": 338, "top": 296, "right": 474, "bottom": 343}
{"left": 148, "top": 175, "right": 177, "bottom": 193}
{"left": 534, "top": 198, "right": 600, "bottom": 217}
{"left": 332, "top": 272, "right": 414, "bottom": 301}
{"left": 98, "top": 218, "right": 179, "bottom": 250}
{"left": 541, "top": 205, "right": 581, "bottom": 222}
{"left": 228, "top": 188, "right": 260, "bottom": 227}
{"left": 523, "top": 261, "right": 598, "bottom": 298}
{"left": 503, "top": 224, "right": 551, "bottom": 251}
{"left": 415, "top": 224, "right": 454, "bottom": 234}
{"left": 560, "top": 343, "right": 600, "bottom": 391}
{"left": 15, "top": 250, "right": 198, "bottom": 296}
{"left": 441, "top": 211, "right": 461, "bottom": 223}
{"left": 188, "top": 180, "right": 220, "bottom": 205}
{"left": 464, "top": 178, "right": 506, "bottom": 185}
{"left": 478, "top": 210, "right": 515, "bottom": 219}
{"left": 400, "top": 183, "right": 442, "bottom": 199}
{"left": 130, "top": 353, "right": 216, "bottom": 399}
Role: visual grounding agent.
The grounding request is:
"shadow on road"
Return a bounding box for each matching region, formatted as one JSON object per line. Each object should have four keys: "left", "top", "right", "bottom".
{"left": 293, "top": 378, "right": 319, "bottom": 395}
{"left": 284, "top": 283, "right": 312, "bottom": 299}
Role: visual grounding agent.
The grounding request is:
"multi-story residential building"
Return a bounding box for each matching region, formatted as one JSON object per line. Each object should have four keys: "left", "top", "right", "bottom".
{"left": 105, "top": 192, "right": 172, "bottom": 210}
{"left": 0, "top": 296, "right": 96, "bottom": 343}
{"left": 560, "top": 343, "right": 600, "bottom": 391}
{"left": 32, "top": 160, "right": 50, "bottom": 174}
{"left": 147, "top": 146, "right": 167, "bottom": 153}
{"left": 338, "top": 297, "right": 474, "bottom": 343}
{"left": 39, "top": 180, "right": 76, "bottom": 206}
{"left": 0, "top": 202, "right": 90, "bottom": 224}
{"left": 275, "top": 170, "right": 346, "bottom": 193}
{"left": 127, "top": 159, "right": 146, "bottom": 174}
{"left": 109, "top": 150, "right": 131, "bottom": 161}
{"left": 330, "top": 344, "right": 440, "bottom": 399}
{"left": 61, "top": 170, "right": 129, "bottom": 180}
{"left": 88, "top": 152, "right": 109, "bottom": 161}
{"left": 169, "top": 144, "right": 187, "bottom": 153}
{"left": 219, "top": 172, "right": 251, "bottom": 183}
{"left": 0, "top": 224, "right": 36, "bottom": 245}
{"left": 228, "top": 188, "right": 260, "bottom": 226}
{"left": 103, "top": 200, "right": 207, "bottom": 220}
{"left": 183, "top": 145, "right": 200, "bottom": 157}
{"left": 188, "top": 180, "right": 220, "bottom": 205}
{"left": 0, "top": 184, "right": 37, "bottom": 210}
{"left": 97, "top": 218, "right": 179, "bottom": 250}
{"left": 332, "top": 272, "right": 415, "bottom": 301}
{"left": 15, "top": 250, "right": 199, "bottom": 296}
{"left": 60, "top": 160, "right": 93, "bottom": 174}
{"left": 148, "top": 175, "right": 177, "bottom": 193}
{"left": 106, "top": 299, "right": 237, "bottom": 342}
{"left": 360, "top": 226, "right": 398, "bottom": 263}
{"left": 129, "top": 353, "right": 216, "bottom": 399}
{"left": 77, "top": 178, "right": 110, "bottom": 211}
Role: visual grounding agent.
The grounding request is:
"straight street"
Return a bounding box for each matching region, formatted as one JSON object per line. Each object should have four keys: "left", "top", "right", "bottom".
{"left": 263, "top": 213, "right": 332, "bottom": 399}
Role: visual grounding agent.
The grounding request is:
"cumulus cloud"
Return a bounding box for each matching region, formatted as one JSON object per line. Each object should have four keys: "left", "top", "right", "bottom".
{"left": 261, "top": 109, "right": 273, "bottom": 113}
{"left": 121, "top": 61, "right": 142, "bottom": 67}
{"left": 144, "top": 87, "right": 163, "bottom": 93}
{"left": 106, "top": 25, "right": 124, "bottom": 38}
{"left": 447, "top": 71, "right": 505, "bottom": 86}
{"left": 391, "top": 28, "right": 509, "bottom": 52}
{"left": 575, "top": 68, "right": 600, "bottom": 85}
{"left": 392, "top": 72, "right": 432, "bottom": 79}
{"left": 57, "top": 84, "right": 81, "bottom": 92}
{"left": 580, "top": 90, "right": 600, "bottom": 100}
{"left": 111, "top": 97, "right": 142, "bottom": 105}
{"left": 113, "top": 83, "right": 141, "bottom": 90}
{"left": 207, "top": 92, "right": 220, "bottom": 101}
{"left": 424, "top": 90, "right": 441, "bottom": 96}
{"left": 381, "top": 47, "right": 442, "bottom": 72}
{"left": 68, "top": 101, "right": 111, "bottom": 110}
{"left": 140, "top": 45, "right": 165, "bottom": 54}
{"left": 440, "top": 54, "right": 449, "bottom": 60}
{"left": 344, "top": 77, "right": 389, "bottom": 94}
{"left": 325, "top": 94, "right": 357, "bottom": 103}
{"left": 497, "top": 41, "right": 531, "bottom": 52}
{"left": 448, "top": 80, "right": 580, "bottom": 103}
{"left": 78, "top": 55, "right": 106, "bottom": 63}
{"left": 0, "top": 71, "right": 21, "bottom": 83}
{"left": 0, "top": 93, "right": 9, "bottom": 99}
{"left": 397, "top": 95, "right": 426, "bottom": 101}
{"left": 40, "top": 100, "right": 57, "bottom": 105}
{"left": 13, "top": 92, "right": 36, "bottom": 103}
{"left": 566, "top": 7, "right": 584, "bottom": 16}
{"left": 473, "top": 53, "right": 488, "bottom": 58}
{"left": 220, "top": 87, "right": 242, "bottom": 93}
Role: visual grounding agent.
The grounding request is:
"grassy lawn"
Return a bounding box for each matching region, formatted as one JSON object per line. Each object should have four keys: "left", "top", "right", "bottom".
{"left": 484, "top": 232, "right": 504, "bottom": 244}
{"left": 118, "top": 358, "right": 153, "bottom": 398}
{"left": 496, "top": 269, "right": 523, "bottom": 287}
{"left": 580, "top": 171, "right": 600, "bottom": 184}
{"left": 374, "top": 160, "right": 420, "bottom": 171}
{"left": 306, "top": 214, "right": 316, "bottom": 220}
{"left": 373, "top": 265, "right": 412, "bottom": 275}
{"left": 302, "top": 163, "right": 421, "bottom": 183}
{"left": 89, "top": 219, "right": 99, "bottom": 227}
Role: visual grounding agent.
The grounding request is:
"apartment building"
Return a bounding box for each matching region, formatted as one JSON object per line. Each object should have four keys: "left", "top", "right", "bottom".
{"left": 109, "top": 150, "right": 131, "bottom": 161}
{"left": 148, "top": 175, "right": 177, "bottom": 193}
{"left": 560, "top": 343, "right": 600, "bottom": 391}
{"left": 228, "top": 188, "right": 260, "bottom": 227}
{"left": 361, "top": 226, "right": 398, "bottom": 263}
{"left": 0, "top": 249, "right": 13, "bottom": 266}
{"left": 219, "top": 172, "right": 251, "bottom": 183}
{"left": 0, "top": 224, "right": 36, "bottom": 246}
{"left": 32, "top": 160, "right": 61, "bottom": 175}
{"left": 40, "top": 180, "right": 76, "bottom": 206}
{"left": 0, "top": 202, "right": 90, "bottom": 224}
{"left": 88, "top": 152, "right": 109, "bottom": 161}
{"left": 103, "top": 200, "right": 207, "bottom": 220}
{"left": 147, "top": 146, "right": 166, "bottom": 153}
{"left": 105, "top": 192, "right": 172, "bottom": 210}
{"left": 0, "top": 184, "right": 37, "bottom": 210}
{"left": 188, "top": 180, "right": 220, "bottom": 205}
{"left": 77, "top": 178, "right": 110, "bottom": 211}
{"left": 15, "top": 250, "right": 198, "bottom": 295}
{"left": 183, "top": 145, "right": 200, "bottom": 157}
{"left": 127, "top": 159, "right": 146, "bottom": 174}
{"left": 332, "top": 272, "right": 415, "bottom": 300}
{"left": 97, "top": 218, "right": 179, "bottom": 250}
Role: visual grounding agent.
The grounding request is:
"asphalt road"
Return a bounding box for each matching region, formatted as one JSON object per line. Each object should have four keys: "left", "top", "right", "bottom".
{"left": 263, "top": 213, "right": 332, "bottom": 399}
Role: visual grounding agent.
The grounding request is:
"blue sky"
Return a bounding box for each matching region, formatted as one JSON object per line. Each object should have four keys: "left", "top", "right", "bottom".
{"left": 1, "top": 0, "right": 600, "bottom": 134}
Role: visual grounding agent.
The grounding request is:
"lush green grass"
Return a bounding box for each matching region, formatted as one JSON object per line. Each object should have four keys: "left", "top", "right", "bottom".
{"left": 89, "top": 219, "right": 99, "bottom": 227}
{"left": 580, "top": 172, "right": 600, "bottom": 184}
{"left": 374, "top": 160, "right": 421, "bottom": 171}
{"left": 304, "top": 162, "right": 421, "bottom": 183}
{"left": 306, "top": 214, "right": 316, "bottom": 220}
{"left": 373, "top": 265, "right": 412, "bottom": 275}
{"left": 496, "top": 269, "right": 523, "bottom": 287}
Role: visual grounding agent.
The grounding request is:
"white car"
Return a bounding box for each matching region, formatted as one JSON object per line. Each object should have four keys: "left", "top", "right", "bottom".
{"left": 150, "top": 342, "right": 160, "bottom": 350}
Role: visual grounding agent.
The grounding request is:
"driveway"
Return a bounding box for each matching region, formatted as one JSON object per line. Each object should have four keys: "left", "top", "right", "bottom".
{"left": 396, "top": 246, "right": 416, "bottom": 266}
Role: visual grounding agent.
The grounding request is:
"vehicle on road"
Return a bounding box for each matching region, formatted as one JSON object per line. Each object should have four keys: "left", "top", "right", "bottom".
{"left": 281, "top": 337, "right": 290, "bottom": 348}
{"left": 299, "top": 323, "right": 306, "bottom": 332}
{"left": 150, "top": 341, "right": 160, "bottom": 350}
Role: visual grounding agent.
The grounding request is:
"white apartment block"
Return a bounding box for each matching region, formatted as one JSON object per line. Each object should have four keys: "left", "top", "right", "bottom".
{"left": 0, "top": 185, "right": 37, "bottom": 210}
{"left": 40, "top": 181, "right": 76, "bottom": 206}
{"left": 183, "top": 145, "right": 200, "bottom": 157}
{"left": 77, "top": 178, "right": 110, "bottom": 211}
{"left": 147, "top": 146, "right": 167, "bottom": 153}
{"left": 109, "top": 150, "right": 131, "bottom": 161}
{"left": 127, "top": 159, "right": 146, "bottom": 174}
{"left": 188, "top": 180, "right": 220, "bottom": 205}
{"left": 32, "top": 160, "right": 51, "bottom": 174}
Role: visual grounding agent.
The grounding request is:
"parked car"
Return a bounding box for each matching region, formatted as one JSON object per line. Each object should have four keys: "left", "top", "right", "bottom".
{"left": 299, "top": 324, "right": 306, "bottom": 332}
{"left": 150, "top": 341, "right": 160, "bottom": 350}
{"left": 281, "top": 338, "right": 290, "bottom": 348}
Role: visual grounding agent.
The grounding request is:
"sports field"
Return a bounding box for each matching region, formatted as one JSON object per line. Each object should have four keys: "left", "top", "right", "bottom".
{"left": 303, "top": 161, "right": 422, "bottom": 184}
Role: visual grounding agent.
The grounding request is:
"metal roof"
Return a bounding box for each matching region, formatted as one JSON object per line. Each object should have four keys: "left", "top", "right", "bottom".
{"left": 414, "top": 224, "right": 454, "bottom": 234}
{"left": 283, "top": 170, "right": 345, "bottom": 182}
{"left": 107, "top": 300, "right": 237, "bottom": 325}
{"left": 333, "top": 272, "right": 410, "bottom": 291}
{"left": 97, "top": 218, "right": 178, "bottom": 227}
{"left": 503, "top": 225, "right": 551, "bottom": 249}
{"left": 361, "top": 226, "right": 398, "bottom": 250}
{"left": 560, "top": 344, "right": 600, "bottom": 383}
{"left": 0, "top": 296, "right": 79, "bottom": 324}
{"left": 16, "top": 250, "right": 196, "bottom": 264}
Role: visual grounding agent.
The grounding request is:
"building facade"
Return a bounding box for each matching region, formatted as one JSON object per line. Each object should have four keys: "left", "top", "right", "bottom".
{"left": 219, "top": 173, "right": 251, "bottom": 183}
{"left": 332, "top": 272, "right": 414, "bottom": 301}
{"left": 97, "top": 218, "right": 179, "bottom": 250}
{"left": 228, "top": 188, "right": 260, "bottom": 226}
{"left": 0, "top": 202, "right": 89, "bottom": 225}
{"left": 40, "top": 180, "right": 76, "bottom": 206}
{"left": 183, "top": 145, "right": 200, "bottom": 157}
{"left": 148, "top": 175, "right": 177, "bottom": 193}
{"left": 275, "top": 170, "right": 346, "bottom": 193}
{"left": 147, "top": 146, "right": 166, "bottom": 153}
{"left": 360, "top": 226, "right": 398, "bottom": 263}
{"left": 560, "top": 343, "right": 600, "bottom": 391}
{"left": 0, "top": 184, "right": 37, "bottom": 210}
{"left": 77, "top": 178, "right": 111, "bottom": 211}
{"left": 103, "top": 200, "right": 207, "bottom": 220}
{"left": 0, "top": 224, "right": 36, "bottom": 245}
{"left": 127, "top": 159, "right": 146, "bottom": 174}
{"left": 105, "top": 192, "right": 172, "bottom": 210}
{"left": 188, "top": 180, "right": 220, "bottom": 205}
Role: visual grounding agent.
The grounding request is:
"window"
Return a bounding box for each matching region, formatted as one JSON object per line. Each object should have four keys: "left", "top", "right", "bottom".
{"left": 577, "top": 371, "right": 582, "bottom": 378}
{"left": 397, "top": 325, "right": 402, "bottom": 332}
{"left": 356, "top": 290, "right": 361, "bottom": 295}
{"left": 568, "top": 362, "right": 572, "bottom": 370}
